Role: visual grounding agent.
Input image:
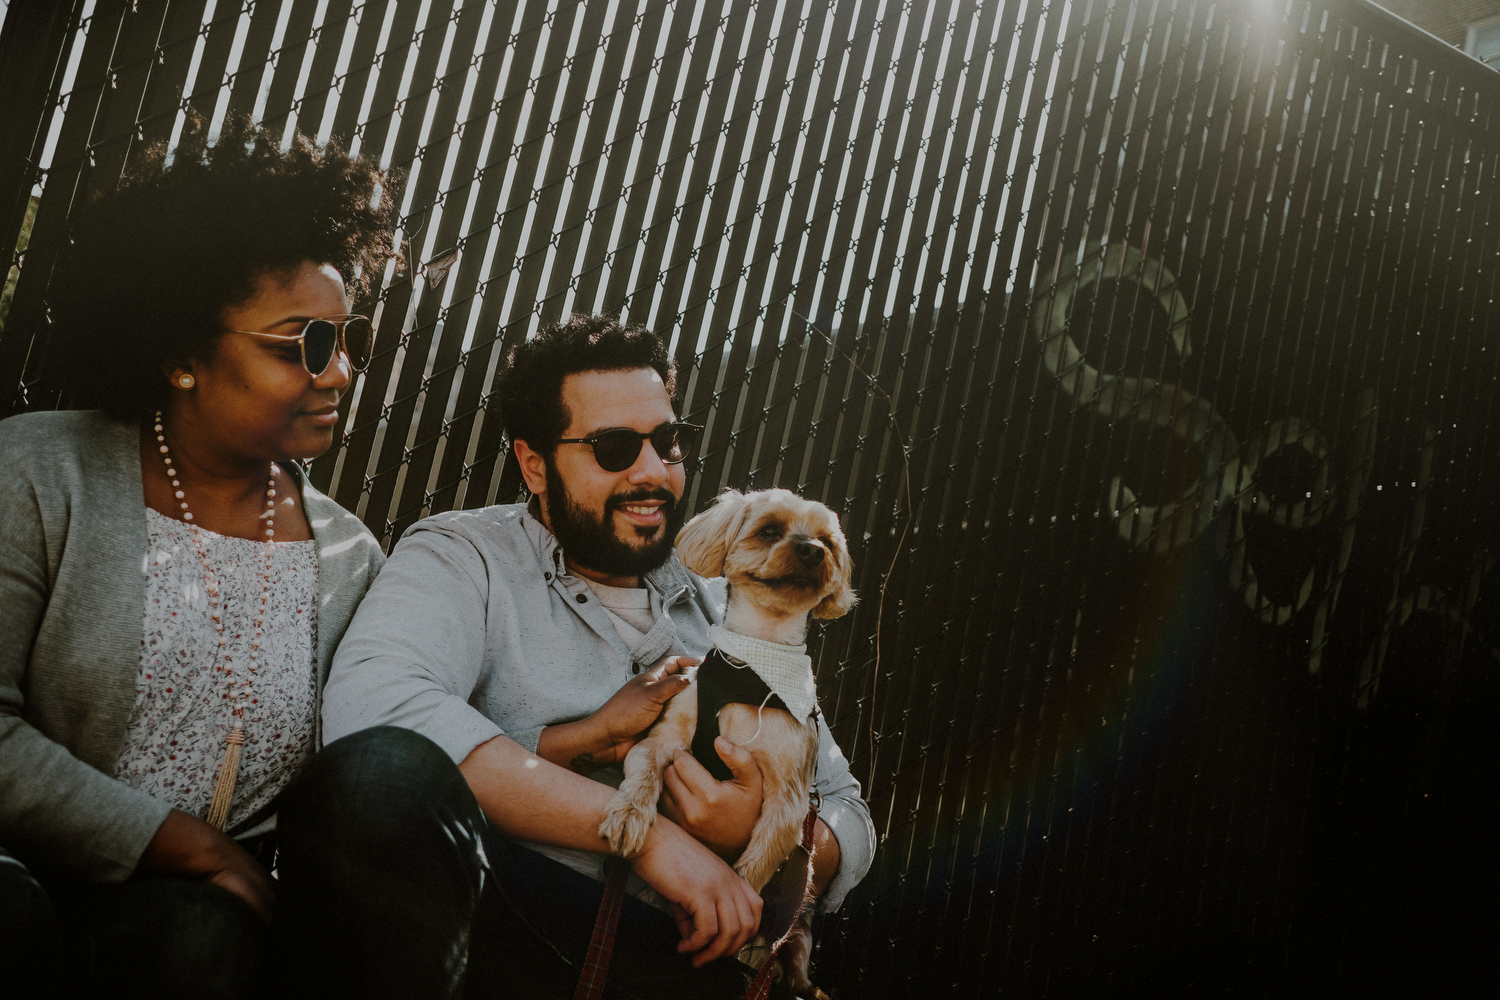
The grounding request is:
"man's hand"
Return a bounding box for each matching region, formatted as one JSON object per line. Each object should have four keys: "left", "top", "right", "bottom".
{"left": 658, "top": 737, "right": 764, "bottom": 860}
{"left": 461, "top": 732, "right": 760, "bottom": 966}
{"left": 629, "top": 819, "right": 763, "bottom": 967}
{"left": 135, "top": 808, "right": 275, "bottom": 921}
{"left": 537, "top": 655, "right": 697, "bottom": 772}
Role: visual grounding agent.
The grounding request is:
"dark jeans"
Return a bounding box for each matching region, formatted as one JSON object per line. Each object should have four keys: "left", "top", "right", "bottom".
{"left": 276, "top": 725, "right": 783, "bottom": 1000}
{"left": 0, "top": 846, "right": 269, "bottom": 999}
{"left": 1, "top": 727, "right": 788, "bottom": 999}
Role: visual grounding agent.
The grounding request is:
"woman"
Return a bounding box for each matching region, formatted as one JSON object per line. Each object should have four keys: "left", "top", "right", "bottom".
{"left": 0, "top": 115, "right": 396, "bottom": 996}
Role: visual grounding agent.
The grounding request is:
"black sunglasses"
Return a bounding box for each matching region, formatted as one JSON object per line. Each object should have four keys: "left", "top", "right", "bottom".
{"left": 230, "top": 314, "right": 375, "bottom": 376}
{"left": 555, "top": 421, "right": 703, "bottom": 473}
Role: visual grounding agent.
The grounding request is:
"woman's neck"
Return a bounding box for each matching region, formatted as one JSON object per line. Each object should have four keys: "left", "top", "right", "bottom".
{"left": 140, "top": 408, "right": 309, "bottom": 541}
{"left": 155, "top": 410, "right": 271, "bottom": 502}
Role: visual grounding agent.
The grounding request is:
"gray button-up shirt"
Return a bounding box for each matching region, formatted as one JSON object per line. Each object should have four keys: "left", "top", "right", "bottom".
{"left": 324, "top": 501, "right": 874, "bottom": 911}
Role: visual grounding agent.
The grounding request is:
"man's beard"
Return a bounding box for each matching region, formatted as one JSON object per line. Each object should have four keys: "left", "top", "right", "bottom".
{"left": 543, "top": 462, "right": 687, "bottom": 580}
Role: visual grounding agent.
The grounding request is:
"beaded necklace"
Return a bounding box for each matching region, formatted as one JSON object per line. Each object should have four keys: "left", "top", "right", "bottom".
{"left": 153, "top": 410, "right": 277, "bottom": 831}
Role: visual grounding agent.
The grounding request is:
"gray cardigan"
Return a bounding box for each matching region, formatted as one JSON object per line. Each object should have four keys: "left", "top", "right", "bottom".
{"left": 0, "top": 410, "right": 385, "bottom": 881}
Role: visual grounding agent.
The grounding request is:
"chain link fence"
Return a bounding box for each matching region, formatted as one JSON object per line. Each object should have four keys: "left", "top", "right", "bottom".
{"left": 2, "top": 0, "right": 1496, "bottom": 994}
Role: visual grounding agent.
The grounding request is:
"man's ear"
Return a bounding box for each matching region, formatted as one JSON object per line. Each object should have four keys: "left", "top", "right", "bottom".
{"left": 512, "top": 438, "right": 549, "bottom": 496}
{"left": 675, "top": 489, "right": 751, "bottom": 578}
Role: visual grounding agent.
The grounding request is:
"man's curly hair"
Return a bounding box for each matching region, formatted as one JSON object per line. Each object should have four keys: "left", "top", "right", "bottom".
{"left": 496, "top": 314, "right": 677, "bottom": 456}
{"left": 52, "top": 113, "right": 400, "bottom": 420}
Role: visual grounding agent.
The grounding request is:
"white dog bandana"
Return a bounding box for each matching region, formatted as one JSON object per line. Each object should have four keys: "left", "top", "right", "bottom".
{"left": 706, "top": 625, "right": 819, "bottom": 725}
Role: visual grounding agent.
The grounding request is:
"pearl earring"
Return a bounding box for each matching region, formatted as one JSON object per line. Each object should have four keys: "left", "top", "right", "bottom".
{"left": 178, "top": 374, "right": 195, "bottom": 389}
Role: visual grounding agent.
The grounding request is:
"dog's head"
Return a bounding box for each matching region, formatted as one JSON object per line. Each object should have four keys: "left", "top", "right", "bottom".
{"left": 676, "top": 488, "right": 857, "bottom": 620}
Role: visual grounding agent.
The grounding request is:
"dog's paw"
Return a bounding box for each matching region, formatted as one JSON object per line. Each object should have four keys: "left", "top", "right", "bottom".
{"left": 598, "top": 795, "right": 655, "bottom": 857}
{"left": 734, "top": 845, "right": 784, "bottom": 893}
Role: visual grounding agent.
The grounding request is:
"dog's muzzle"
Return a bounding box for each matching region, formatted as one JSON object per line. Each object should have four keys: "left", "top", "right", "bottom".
{"left": 793, "top": 540, "right": 825, "bottom": 567}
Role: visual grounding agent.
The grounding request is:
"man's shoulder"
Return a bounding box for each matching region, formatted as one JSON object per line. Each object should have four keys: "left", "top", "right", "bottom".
{"left": 397, "top": 502, "right": 545, "bottom": 562}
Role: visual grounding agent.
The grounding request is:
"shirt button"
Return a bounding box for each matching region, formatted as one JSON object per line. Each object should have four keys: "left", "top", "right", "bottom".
{"left": 545, "top": 572, "right": 553, "bottom": 580}
{"left": 576, "top": 593, "right": 587, "bottom": 603}
{"left": 632, "top": 663, "right": 641, "bottom": 674}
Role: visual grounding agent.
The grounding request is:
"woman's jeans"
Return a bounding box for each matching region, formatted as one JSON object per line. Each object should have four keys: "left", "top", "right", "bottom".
{"left": 0, "top": 845, "right": 269, "bottom": 999}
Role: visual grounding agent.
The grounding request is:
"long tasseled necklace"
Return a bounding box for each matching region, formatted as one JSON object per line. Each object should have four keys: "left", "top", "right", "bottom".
{"left": 153, "top": 410, "right": 277, "bottom": 831}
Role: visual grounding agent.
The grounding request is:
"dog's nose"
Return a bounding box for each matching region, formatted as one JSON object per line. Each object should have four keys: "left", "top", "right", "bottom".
{"left": 794, "top": 540, "right": 825, "bottom": 566}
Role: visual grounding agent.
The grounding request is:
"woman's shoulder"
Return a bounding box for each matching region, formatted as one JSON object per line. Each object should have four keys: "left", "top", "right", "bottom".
{"left": 297, "top": 476, "right": 385, "bottom": 567}
{"left": 0, "top": 410, "right": 136, "bottom": 481}
{"left": 2, "top": 407, "right": 121, "bottom": 441}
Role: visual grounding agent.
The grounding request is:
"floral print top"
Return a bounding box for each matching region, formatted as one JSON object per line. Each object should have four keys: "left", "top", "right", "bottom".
{"left": 114, "top": 508, "right": 319, "bottom": 833}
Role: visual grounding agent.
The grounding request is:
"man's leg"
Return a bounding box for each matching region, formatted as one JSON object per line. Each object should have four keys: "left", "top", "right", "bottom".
{"left": 279, "top": 726, "right": 788, "bottom": 1000}
{"left": 467, "top": 838, "right": 789, "bottom": 1000}
{"left": 275, "top": 725, "right": 493, "bottom": 999}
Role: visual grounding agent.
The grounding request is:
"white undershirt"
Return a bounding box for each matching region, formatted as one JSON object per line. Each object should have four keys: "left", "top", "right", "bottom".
{"left": 582, "top": 577, "right": 655, "bottom": 650}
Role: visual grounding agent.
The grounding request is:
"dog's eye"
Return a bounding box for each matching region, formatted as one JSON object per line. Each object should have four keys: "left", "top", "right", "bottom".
{"left": 757, "top": 524, "right": 782, "bottom": 541}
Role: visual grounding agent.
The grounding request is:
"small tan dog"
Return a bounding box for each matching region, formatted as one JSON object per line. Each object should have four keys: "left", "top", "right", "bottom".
{"left": 599, "top": 487, "right": 856, "bottom": 994}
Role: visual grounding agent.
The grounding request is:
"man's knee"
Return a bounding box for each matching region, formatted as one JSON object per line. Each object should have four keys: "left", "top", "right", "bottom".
{"left": 285, "top": 727, "right": 464, "bottom": 825}
{"left": 311, "top": 724, "right": 454, "bottom": 778}
{"left": 279, "top": 725, "right": 489, "bottom": 877}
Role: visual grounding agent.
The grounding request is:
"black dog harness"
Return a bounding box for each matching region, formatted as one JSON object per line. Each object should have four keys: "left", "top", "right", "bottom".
{"left": 690, "top": 647, "right": 811, "bottom": 780}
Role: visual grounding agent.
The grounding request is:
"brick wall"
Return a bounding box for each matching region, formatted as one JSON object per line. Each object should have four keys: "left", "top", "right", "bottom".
{"left": 1372, "top": 0, "right": 1500, "bottom": 47}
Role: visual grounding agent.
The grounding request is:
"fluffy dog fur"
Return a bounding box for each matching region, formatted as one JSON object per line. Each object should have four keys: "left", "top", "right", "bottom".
{"left": 599, "top": 488, "right": 856, "bottom": 995}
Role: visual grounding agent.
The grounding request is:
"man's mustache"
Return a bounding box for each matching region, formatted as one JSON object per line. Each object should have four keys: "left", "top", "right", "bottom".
{"left": 606, "top": 488, "right": 677, "bottom": 513}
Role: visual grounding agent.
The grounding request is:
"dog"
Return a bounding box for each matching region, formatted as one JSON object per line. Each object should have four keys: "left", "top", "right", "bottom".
{"left": 599, "top": 487, "right": 856, "bottom": 996}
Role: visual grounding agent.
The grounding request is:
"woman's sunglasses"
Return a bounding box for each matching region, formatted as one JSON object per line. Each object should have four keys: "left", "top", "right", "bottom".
{"left": 229, "top": 314, "right": 375, "bottom": 376}
{"left": 556, "top": 421, "right": 703, "bottom": 473}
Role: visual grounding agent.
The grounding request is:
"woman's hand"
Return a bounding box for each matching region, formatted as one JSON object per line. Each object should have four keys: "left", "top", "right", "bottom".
{"left": 658, "top": 737, "right": 765, "bottom": 860}
{"left": 536, "top": 656, "right": 697, "bottom": 772}
{"left": 136, "top": 809, "right": 275, "bottom": 922}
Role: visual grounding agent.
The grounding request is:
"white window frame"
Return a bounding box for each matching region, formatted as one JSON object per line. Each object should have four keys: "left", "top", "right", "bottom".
{"left": 1465, "top": 15, "right": 1500, "bottom": 70}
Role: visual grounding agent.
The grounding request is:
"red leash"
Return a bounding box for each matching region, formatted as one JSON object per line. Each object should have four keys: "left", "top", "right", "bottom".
{"left": 574, "top": 856, "right": 630, "bottom": 1000}
{"left": 746, "top": 805, "right": 820, "bottom": 1000}
{"left": 576, "top": 804, "right": 819, "bottom": 1000}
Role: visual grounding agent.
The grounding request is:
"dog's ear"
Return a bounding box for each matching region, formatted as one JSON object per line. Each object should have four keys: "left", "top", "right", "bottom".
{"left": 675, "top": 489, "right": 752, "bottom": 578}
{"left": 813, "top": 535, "right": 858, "bottom": 620}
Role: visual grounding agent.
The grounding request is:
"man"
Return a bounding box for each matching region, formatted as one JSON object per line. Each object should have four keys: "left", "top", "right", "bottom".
{"left": 297, "top": 315, "right": 874, "bottom": 998}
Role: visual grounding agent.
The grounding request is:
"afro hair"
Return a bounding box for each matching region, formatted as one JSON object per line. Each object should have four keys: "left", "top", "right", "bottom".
{"left": 51, "top": 113, "right": 401, "bottom": 420}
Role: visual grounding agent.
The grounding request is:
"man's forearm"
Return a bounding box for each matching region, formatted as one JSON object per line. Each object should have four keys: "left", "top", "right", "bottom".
{"left": 534, "top": 719, "right": 610, "bottom": 774}
{"left": 460, "top": 732, "right": 765, "bottom": 966}
{"left": 459, "top": 733, "right": 622, "bottom": 851}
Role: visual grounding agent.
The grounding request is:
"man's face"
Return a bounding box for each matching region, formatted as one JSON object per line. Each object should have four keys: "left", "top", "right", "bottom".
{"left": 538, "top": 367, "right": 688, "bottom": 585}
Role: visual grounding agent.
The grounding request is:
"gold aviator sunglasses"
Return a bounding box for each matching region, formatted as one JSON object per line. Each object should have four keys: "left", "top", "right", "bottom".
{"left": 228, "top": 314, "right": 375, "bottom": 376}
